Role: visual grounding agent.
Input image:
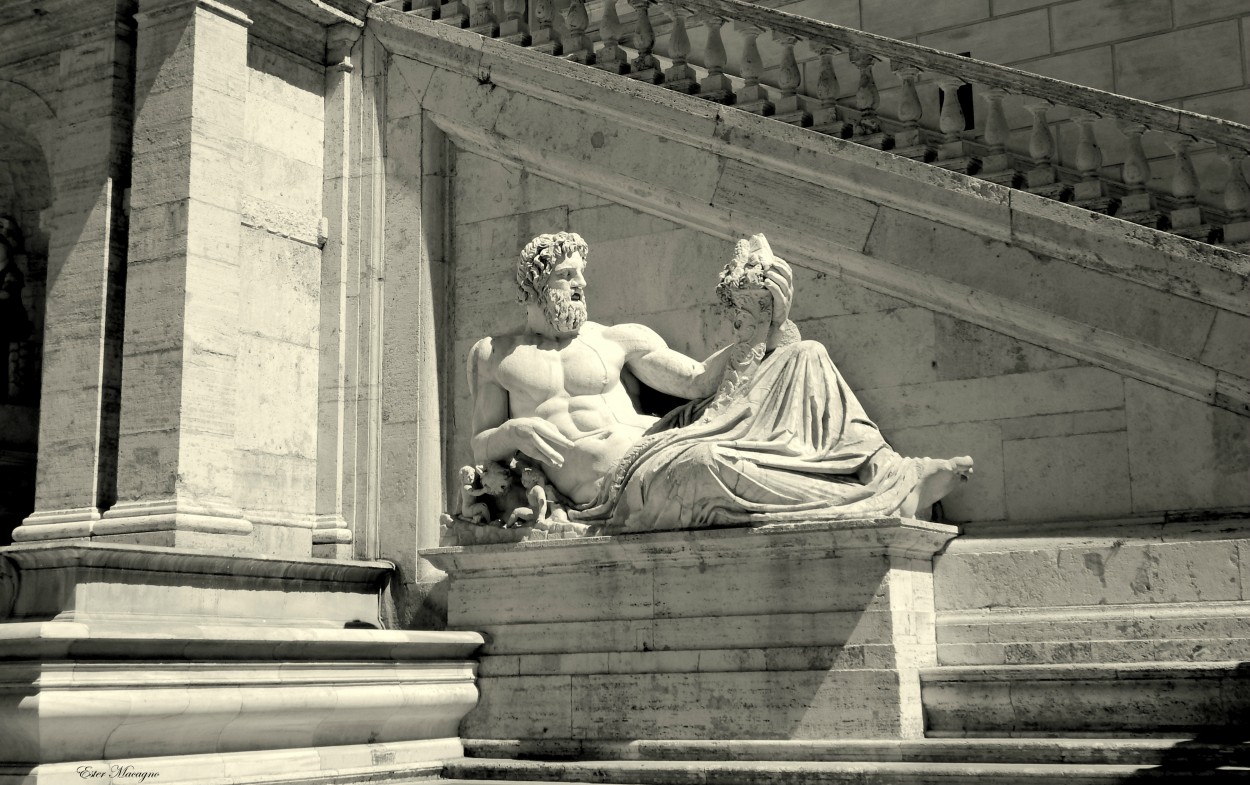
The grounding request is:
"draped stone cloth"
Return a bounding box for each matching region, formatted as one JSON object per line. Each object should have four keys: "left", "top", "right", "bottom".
{"left": 569, "top": 340, "right": 923, "bottom": 534}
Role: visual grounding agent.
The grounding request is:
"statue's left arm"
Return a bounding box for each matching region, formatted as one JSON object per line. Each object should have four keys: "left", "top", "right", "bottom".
{"left": 613, "top": 324, "right": 737, "bottom": 400}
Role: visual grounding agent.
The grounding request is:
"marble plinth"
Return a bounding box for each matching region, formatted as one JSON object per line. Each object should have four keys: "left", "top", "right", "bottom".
{"left": 0, "top": 542, "right": 389, "bottom": 626}
{"left": 0, "top": 544, "right": 485, "bottom": 783}
{"left": 423, "top": 518, "right": 959, "bottom": 740}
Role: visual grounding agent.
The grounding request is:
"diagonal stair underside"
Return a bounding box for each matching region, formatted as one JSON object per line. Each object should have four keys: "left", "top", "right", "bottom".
{"left": 371, "top": 7, "right": 1250, "bottom": 417}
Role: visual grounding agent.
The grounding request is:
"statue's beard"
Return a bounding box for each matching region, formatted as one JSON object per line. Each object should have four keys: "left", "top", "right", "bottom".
{"left": 542, "top": 289, "right": 588, "bottom": 333}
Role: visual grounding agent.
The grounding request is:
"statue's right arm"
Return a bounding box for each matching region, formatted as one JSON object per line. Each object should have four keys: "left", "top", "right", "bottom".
{"left": 468, "top": 337, "right": 574, "bottom": 468}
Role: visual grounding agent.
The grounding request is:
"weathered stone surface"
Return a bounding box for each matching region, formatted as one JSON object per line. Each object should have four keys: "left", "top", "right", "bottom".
{"left": 1004, "top": 431, "right": 1131, "bottom": 521}
{"left": 1016, "top": 46, "right": 1115, "bottom": 93}
{"left": 937, "top": 534, "right": 1246, "bottom": 612}
{"left": 1125, "top": 380, "right": 1250, "bottom": 512}
{"left": 429, "top": 520, "right": 956, "bottom": 740}
{"left": 917, "top": 10, "right": 1050, "bottom": 65}
{"left": 798, "top": 307, "right": 938, "bottom": 392}
{"left": 1052, "top": 0, "right": 1171, "bottom": 51}
{"left": 862, "top": 0, "right": 990, "bottom": 40}
{"left": 923, "top": 663, "right": 1250, "bottom": 734}
{"left": 859, "top": 366, "right": 1124, "bottom": 430}
{"left": 931, "top": 315, "right": 1079, "bottom": 382}
{"left": 1200, "top": 310, "right": 1250, "bottom": 380}
{"left": 1115, "top": 22, "right": 1244, "bottom": 103}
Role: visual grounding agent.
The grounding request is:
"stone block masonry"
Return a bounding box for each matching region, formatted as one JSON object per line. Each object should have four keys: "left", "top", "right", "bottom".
{"left": 425, "top": 519, "right": 958, "bottom": 740}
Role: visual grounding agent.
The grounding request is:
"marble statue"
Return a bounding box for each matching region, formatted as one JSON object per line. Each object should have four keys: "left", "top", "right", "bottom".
{"left": 505, "top": 466, "right": 554, "bottom": 528}
{"left": 465, "top": 231, "right": 973, "bottom": 535}
{"left": 456, "top": 464, "right": 496, "bottom": 524}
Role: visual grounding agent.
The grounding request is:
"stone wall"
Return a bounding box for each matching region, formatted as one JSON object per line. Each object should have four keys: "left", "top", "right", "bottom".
{"left": 446, "top": 148, "right": 1250, "bottom": 527}
{"left": 234, "top": 38, "right": 325, "bottom": 529}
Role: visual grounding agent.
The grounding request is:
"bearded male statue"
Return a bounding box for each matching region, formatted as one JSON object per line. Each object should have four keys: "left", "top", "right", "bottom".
{"left": 468, "top": 231, "right": 973, "bottom": 534}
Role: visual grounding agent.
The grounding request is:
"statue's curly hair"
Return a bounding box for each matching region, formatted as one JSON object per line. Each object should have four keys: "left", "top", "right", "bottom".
{"left": 516, "top": 231, "right": 589, "bottom": 303}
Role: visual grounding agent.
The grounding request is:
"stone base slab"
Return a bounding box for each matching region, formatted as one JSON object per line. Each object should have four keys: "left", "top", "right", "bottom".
{"left": 0, "top": 620, "right": 483, "bottom": 770}
{"left": 922, "top": 662, "right": 1250, "bottom": 735}
{"left": 424, "top": 518, "right": 958, "bottom": 740}
{"left": 0, "top": 542, "right": 392, "bottom": 627}
{"left": 1, "top": 736, "right": 459, "bottom": 785}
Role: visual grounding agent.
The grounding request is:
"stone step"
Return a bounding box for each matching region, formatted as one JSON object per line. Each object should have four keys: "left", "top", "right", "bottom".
{"left": 462, "top": 738, "right": 1250, "bottom": 767}
{"left": 921, "top": 661, "right": 1250, "bottom": 735}
{"left": 441, "top": 758, "right": 1250, "bottom": 783}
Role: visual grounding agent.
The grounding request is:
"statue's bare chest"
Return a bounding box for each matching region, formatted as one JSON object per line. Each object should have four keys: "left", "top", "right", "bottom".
{"left": 496, "top": 338, "right": 624, "bottom": 400}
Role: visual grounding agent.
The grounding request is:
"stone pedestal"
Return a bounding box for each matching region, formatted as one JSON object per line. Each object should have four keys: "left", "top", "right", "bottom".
{"left": 424, "top": 518, "right": 958, "bottom": 740}
{"left": 0, "top": 543, "right": 484, "bottom": 784}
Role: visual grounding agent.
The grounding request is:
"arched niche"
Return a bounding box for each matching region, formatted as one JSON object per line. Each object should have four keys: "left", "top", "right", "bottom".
{"left": 0, "top": 81, "right": 54, "bottom": 545}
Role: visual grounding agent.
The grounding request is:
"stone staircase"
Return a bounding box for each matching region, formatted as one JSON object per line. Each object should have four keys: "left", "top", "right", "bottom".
{"left": 376, "top": 0, "right": 1250, "bottom": 253}
{"left": 437, "top": 739, "right": 1250, "bottom": 783}
{"left": 364, "top": 0, "right": 1250, "bottom": 781}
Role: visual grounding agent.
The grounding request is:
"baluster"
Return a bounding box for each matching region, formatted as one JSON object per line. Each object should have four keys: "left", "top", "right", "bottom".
{"left": 663, "top": 3, "right": 698, "bottom": 92}
{"left": 978, "top": 88, "right": 1014, "bottom": 185}
{"left": 531, "top": 0, "right": 561, "bottom": 54}
{"left": 1116, "top": 122, "right": 1159, "bottom": 226}
{"left": 849, "top": 50, "right": 888, "bottom": 148}
{"left": 593, "top": 0, "right": 628, "bottom": 73}
{"left": 1070, "top": 111, "right": 1110, "bottom": 212}
{"left": 1168, "top": 135, "right": 1199, "bottom": 205}
{"left": 735, "top": 23, "right": 773, "bottom": 115}
{"left": 699, "top": 14, "right": 733, "bottom": 103}
{"left": 810, "top": 45, "right": 848, "bottom": 137}
{"left": 772, "top": 33, "right": 810, "bottom": 126}
{"left": 561, "top": 0, "right": 594, "bottom": 63}
{"left": 1022, "top": 98, "right": 1063, "bottom": 197}
{"left": 497, "top": 0, "right": 529, "bottom": 44}
{"left": 438, "top": 0, "right": 468, "bottom": 27}
{"left": 890, "top": 65, "right": 928, "bottom": 159}
{"left": 1165, "top": 134, "right": 1208, "bottom": 238}
{"left": 468, "top": 0, "right": 498, "bottom": 36}
{"left": 1218, "top": 146, "right": 1250, "bottom": 246}
{"left": 934, "top": 77, "right": 976, "bottom": 174}
{"left": 628, "top": 0, "right": 662, "bottom": 83}
{"left": 1073, "top": 112, "right": 1103, "bottom": 181}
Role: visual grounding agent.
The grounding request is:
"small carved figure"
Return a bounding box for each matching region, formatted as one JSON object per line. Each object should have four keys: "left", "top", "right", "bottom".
{"left": 505, "top": 466, "right": 552, "bottom": 528}
{"left": 457, "top": 465, "right": 493, "bottom": 524}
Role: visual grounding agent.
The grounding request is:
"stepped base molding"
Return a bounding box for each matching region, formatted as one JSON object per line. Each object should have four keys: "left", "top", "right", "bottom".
{"left": 423, "top": 518, "right": 958, "bottom": 740}
{"left": 15, "top": 500, "right": 325, "bottom": 558}
{"left": 0, "top": 542, "right": 392, "bottom": 625}
{"left": 922, "top": 662, "right": 1250, "bottom": 736}
{"left": 0, "top": 543, "right": 485, "bottom": 781}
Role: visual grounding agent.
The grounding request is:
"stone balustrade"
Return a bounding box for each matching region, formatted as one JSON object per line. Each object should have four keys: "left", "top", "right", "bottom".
{"left": 390, "top": 0, "right": 1250, "bottom": 252}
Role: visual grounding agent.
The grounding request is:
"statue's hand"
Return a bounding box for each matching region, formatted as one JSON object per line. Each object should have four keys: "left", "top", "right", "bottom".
{"left": 502, "top": 417, "right": 574, "bottom": 468}
{"left": 764, "top": 257, "right": 794, "bottom": 326}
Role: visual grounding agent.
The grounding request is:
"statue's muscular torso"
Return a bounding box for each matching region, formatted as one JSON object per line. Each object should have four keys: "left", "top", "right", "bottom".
{"left": 478, "top": 322, "right": 663, "bottom": 503}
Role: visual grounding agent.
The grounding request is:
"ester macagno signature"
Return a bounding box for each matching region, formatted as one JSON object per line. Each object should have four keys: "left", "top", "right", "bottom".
{"left": 77, "top": 766, "right": 159, "bottom": 783}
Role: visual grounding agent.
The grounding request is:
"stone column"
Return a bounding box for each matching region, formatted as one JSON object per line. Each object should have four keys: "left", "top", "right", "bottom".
{"left": 313, "top": 24, "right": 360, "bottom": 559}
{"left": 379, "top": 48, "right": 451, "bottom": 627}
{"left": 99, "top": 0, "right": 254, "bottom": 549}
{"left": 16, "top": 8, "right": 133, "bottom": 539}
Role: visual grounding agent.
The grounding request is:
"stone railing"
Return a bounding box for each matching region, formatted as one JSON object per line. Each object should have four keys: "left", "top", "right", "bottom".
{"left": 386, "top": 0, "right": 1250, "bottom": 252}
